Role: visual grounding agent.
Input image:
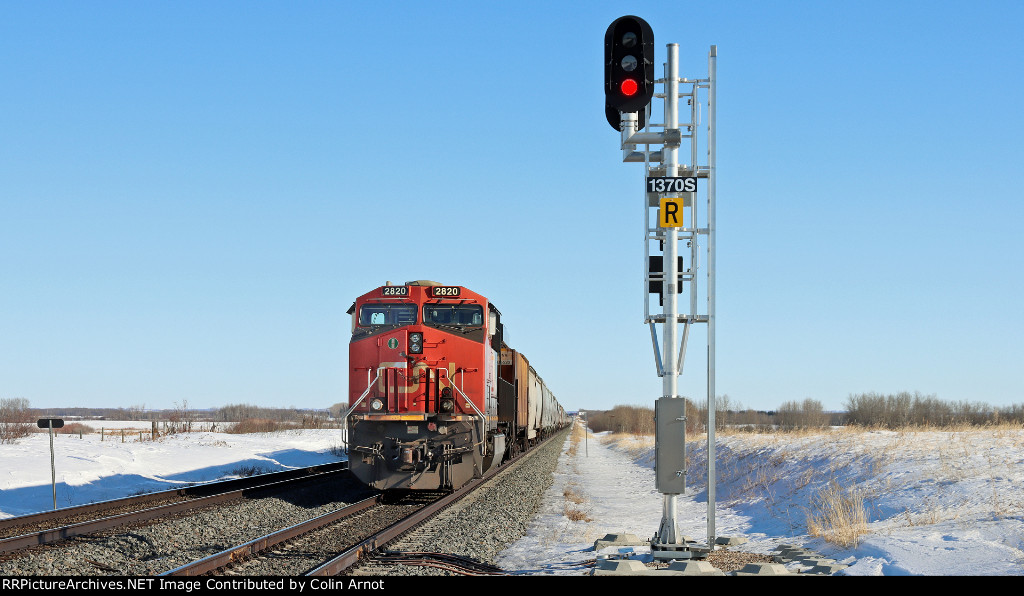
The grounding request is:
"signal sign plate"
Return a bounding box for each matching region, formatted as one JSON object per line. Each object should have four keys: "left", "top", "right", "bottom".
{"left": 659, "top": 198, "right": 685, "bottom": 228}
{"left": 647, "top": 176, "right": 696, "bottom": 194}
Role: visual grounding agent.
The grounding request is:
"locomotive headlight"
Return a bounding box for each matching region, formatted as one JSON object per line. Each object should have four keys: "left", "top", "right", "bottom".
{"left": 408, "top": 332, "right": 423, "bottom": 354}
{"left": 369, "top": 398, "right": 384, "bottom": 412}
{"left": 440, "top": 387, "right": 454, "bottom": 412}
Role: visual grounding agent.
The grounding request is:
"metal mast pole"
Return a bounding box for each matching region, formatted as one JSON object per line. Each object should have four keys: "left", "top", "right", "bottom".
{"left": 49, "top": 420, "right": 57, "bottom": 510}
{"left": 706, "top": 44, "right": 718, "bottom": 547}
{"left": 656, "top": 42, "right": 681, "bottom": 546}
{"left": 608, "top": 20, "right": 718, "bottom": 557}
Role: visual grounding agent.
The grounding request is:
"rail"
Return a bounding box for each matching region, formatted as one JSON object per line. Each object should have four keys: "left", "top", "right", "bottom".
{"left": 161, "top": 495, "right": 381, "bottom": 576}
{"left": 306, "top": 427, "right": 566, "bottom": 576}
{"left": 0, "top": 462, "right": 347, "bottom": 537}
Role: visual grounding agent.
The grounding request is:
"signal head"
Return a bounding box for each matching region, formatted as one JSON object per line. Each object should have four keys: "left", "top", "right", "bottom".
{"left": 604, "top": 15, "right": 654, "bottom": 124}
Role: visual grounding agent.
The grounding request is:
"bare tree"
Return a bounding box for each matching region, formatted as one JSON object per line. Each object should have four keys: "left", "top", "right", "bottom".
{"left": 164, "top": 399, "right": 195, "bottom": 434}
{"left": 0, "top": 397, "right": 33, "bottom": 444}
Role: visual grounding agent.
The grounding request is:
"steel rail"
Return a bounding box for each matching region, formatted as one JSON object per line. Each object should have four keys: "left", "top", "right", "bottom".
{"left": 161, "top": 494, "right": 382, "bottom": 576}
{"left": 0, "top": 464, "right": 349, "bottom": 555}
{"left": 306, "top": 429, "right": 565, "bottom": 576}
{"left": 0, "top": 461, "right": 347, "bottom": 536}
{"left": 371, "top": 551, "right": 506, "bottom": 576}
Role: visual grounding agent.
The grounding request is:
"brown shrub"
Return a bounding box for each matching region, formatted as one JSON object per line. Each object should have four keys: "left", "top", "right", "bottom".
{"left": 226, "top": 418, "right": 287, "bottom": 434}
{"left": 564, "top": 505, "right": 593, "bottom": 522}
{"left": 57, "top": 422, "right": 96, "bottom": 435}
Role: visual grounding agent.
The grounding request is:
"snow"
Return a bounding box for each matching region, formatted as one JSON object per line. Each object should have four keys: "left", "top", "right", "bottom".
{"left": 3, "top": 421, "right": 1023, "bottom": 575}
{"left": 0, "top": 427, "right": 344, "bottom": 515}
{"left": 499, "top": 424, "right": 1024, "bottom": 576}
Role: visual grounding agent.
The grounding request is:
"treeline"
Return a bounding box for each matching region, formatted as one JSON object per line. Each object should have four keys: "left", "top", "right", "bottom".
{"left": 23, "top": 403, "right": 332, "bottom": 423}
{"left": 212, "top": 403, "right": 332, "bottom": 424}
{"left": 1, "top": 397, "right": 337, "bottom": 440}
{"left": 584, "top": 392, "right": 1024, "bottom": 435}
{"left": 585, "top": 396, "right": 839, "bottom": 436}
{"left": 843, "top": 391, "right": 1024, "bottom": 428}
{"left": 586, "top": 404, "right": 662, "bottom": 435}
{"left": 31, "top": 405, "right": 162, "bottom": 421}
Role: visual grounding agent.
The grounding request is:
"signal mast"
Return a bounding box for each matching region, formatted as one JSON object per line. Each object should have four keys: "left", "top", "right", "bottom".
{"left": 604, "top": 15, "right": 718, "bottom": 560}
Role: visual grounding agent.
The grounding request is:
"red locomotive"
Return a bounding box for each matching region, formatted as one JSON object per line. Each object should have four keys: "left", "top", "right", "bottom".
{"left": 344, "top": 281, "right": 568, "bottom": 491}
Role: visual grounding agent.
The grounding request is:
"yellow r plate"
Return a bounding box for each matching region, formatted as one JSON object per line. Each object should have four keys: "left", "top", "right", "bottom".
{"left": 659, "top": 198, "right": 685, "bottom": 228}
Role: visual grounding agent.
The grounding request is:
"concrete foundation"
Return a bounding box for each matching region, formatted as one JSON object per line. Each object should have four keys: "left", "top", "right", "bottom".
{"left": 593, "top": 532, "right": 647, "bottom": 551}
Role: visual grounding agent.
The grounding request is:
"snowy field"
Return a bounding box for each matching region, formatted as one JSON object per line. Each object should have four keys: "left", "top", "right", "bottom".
{"left": 498, "top": 423, "right": 1024, "bottom": 576}
{"left": 2, "top": 421, "right": 1023, "bottom": 575}
{"left": 0, "top": 426, "right": 343, "bottom": 514}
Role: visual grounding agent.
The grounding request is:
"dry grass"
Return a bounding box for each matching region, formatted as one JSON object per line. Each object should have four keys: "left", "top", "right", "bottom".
{"left": 563, "top": 485, "right": 586, "bottom": 505}
{"left": 901, "top": 500, "right": 941, "bottom": 527}
{"left": 598, "top": 432, "right": 655, "bottom": 459}
{"left": 589, "top": 412, "right": 1024, "bottom": 545}
{"left": 563, "top": 505, "right": 593, "bottom": 522}
{"left": 562, "top": 422, "right": 593, "bottom": 523}
{"left": 566, "top": 420, "right": 584, "bottom": 457}
{"left": 806, "top": 479, "right": 869, "bottom": 547}
{"left": 563, "top": 483, "right": 592, "bottom": 521}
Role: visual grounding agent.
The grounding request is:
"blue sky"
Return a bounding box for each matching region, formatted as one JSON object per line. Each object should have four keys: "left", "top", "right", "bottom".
{"left": 2, "top": 1, "right": 1022, "bottom": 413}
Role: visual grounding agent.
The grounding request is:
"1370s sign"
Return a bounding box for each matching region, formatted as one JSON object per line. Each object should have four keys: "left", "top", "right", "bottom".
{"left": 646, "top": 176, "right": 697, "bottom": 193}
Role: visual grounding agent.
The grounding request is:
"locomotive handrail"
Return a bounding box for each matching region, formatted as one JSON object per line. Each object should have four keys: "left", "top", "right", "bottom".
{"left": 446, "top": 380, "right": 487, "bottom": 456}
{"left": 340, "top": 371, "right": 381, "bottom": 451}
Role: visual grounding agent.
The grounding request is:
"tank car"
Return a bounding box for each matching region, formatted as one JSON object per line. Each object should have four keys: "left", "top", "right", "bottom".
{"left": 344, "top": 280, "right": 567, "bottom": 491}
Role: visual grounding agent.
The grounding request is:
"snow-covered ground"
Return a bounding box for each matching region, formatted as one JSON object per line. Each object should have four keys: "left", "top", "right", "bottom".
{"left": 3, "top": 421, "right": 1023, "bottom": 575}
{"left": 499, "top": 422, "right": 1024, "bottom": 575}
{"left": 0, "top": 427, "right": 343, "bottom": 514}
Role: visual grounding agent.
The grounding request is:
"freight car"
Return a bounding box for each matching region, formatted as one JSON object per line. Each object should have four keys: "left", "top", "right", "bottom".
{"left": 343, "top": 281, "right": 569, "bottom": 491}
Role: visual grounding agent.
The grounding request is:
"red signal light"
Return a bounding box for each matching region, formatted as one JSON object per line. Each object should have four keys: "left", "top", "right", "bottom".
{"left": 621, "top": 78, "right": 638, "bottom": 96}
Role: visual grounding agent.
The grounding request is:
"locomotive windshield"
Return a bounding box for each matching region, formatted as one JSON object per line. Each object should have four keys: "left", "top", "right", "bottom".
{"left": 423, "top": 304, "right": 484, "bottom": 327}
{"left": 358, "top": 303, "right": 417, "bottom": 326}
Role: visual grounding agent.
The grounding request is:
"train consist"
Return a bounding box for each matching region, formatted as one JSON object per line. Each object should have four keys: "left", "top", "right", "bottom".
{"left": 344, "top": 281, "right": 569, "bottom": 491}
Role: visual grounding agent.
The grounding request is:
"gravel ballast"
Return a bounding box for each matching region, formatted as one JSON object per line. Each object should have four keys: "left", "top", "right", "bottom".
{"left": 350, "top": 430, "right": 571, "bottom": 576}
{"left": 0, "top": 474, "right": 376, "bottom": 576}
{"left": 0, "top": 433, "right": 569, "bottom": 577}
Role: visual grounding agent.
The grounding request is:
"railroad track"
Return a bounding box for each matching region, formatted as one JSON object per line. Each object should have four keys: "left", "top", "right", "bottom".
{"left": 342, "top": 430, "right": 571, "bottom": 576}
{"left": 0, "top": 429, "right": 569, "bottom": 576}
{"left": 162, "top": 432, "right": 567, "bottom": 576}
{"left": 161, "top": 492, "right": 435, "bottom": 576}
{"left": 0, "top": 462, "right": 371, "bottom": 574}
{"left": 0, "top": 462, "right": 348, "bottom": 544}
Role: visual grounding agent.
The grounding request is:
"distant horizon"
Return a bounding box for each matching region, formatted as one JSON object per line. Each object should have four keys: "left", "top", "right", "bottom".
{"left": 24, "top": 392, "right": 1024, "bottom": 419}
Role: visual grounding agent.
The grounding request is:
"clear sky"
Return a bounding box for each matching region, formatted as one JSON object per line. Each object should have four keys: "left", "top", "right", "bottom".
{"left": 2, "top": 1, "right": 1022, "bottom": 414}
